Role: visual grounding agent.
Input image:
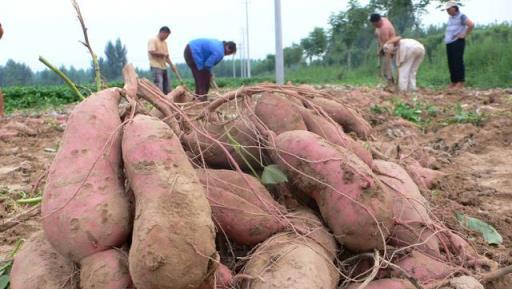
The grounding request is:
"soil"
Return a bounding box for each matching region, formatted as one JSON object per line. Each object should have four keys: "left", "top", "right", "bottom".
{"left": 1, "top": 87, "right": 511, "bottom": 288}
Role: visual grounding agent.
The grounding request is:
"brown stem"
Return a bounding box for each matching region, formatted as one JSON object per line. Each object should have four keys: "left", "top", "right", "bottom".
{"left": 0, "top": 205, "right": 41, "bottom": 232}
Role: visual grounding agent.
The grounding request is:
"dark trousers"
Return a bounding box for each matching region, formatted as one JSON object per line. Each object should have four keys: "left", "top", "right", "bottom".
{"left": 184, "top": 45, "right": 211, "bottom": 100}
{"left": 446, "top": 39, "right": 465, "bottom": 83}
{"left": 151, "top": 67, "right": 170, "bottom": 94}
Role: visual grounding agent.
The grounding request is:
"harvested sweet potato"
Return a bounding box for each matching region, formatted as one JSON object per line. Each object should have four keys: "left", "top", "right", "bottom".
{"left": 197, "top": 264, "right": 233, "bottom": 289}
{"left": 393, "top": 251, "right": 455, "bottom": 283}
{"left": 299, "top": 107, "right": 373, "bottom": 167}
{"left": 254, "top": 93, "right": 307, "bottom": 134}
{"left": 373, "top": 160, "right": 440, "bottom": 256}
{"left": 346, "top": 278, "right": 416, "bottom": 289}
{"left": 197, "top": 169, "right": 286, "bottom": 245}
{"left": 272, "top": 130, "right": 393, "bottom": 251}
{"left": 42, "top": 88, "right": 131, "bottom": 261}
{"left": 123, "top": 115, "right": 216, "bottom": 289}
{"left": 80, "top": 249, "right": 133, "bottom": 289}
{"left": 10, "top": 231, "right": 78, "bottom": 289}
{"left": 241, "top": 209, "right": 339, "bottom": 289}
{"left": 183, "top": 117, "right": 263, "bottom": 171}
{"left": 309, "top": 97, "right": 372, "bottom": 139}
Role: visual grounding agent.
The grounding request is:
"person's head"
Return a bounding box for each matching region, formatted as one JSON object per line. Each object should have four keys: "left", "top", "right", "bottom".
{"left": 223, "top": 41, "right": 237, "bottom": 56}
{"left": 158, "top": 26, "right": 171, "bottom": 41}
{"left": 370, "top": 13, "right": 383, "bottom": 28}
{"left": 445, "top": 1, "right": 459, "bottom": 16}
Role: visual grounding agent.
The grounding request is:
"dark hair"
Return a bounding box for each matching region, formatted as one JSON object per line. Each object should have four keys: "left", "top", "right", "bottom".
{"left": 159, "top": 26, "right": 171, "bottom": 34}
{"left": 224, "top": 41, "right": 237, "bottom": 53}
{"left": 370, "top": 13, "right": 381, "bottom": 23}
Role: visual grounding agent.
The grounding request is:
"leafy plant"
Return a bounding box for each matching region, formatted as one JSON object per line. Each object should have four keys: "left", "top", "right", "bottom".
{"left": 393, "top": 100, "right": 423, "bottom": 123}
{"left": 456, "top": 212, "right": 503, "bottom": 245}
{"left": 0, "top": 239, "right": 24, "bottom": 289}
{"left": 450, "top": 103, "right": 485, "bottom": 126}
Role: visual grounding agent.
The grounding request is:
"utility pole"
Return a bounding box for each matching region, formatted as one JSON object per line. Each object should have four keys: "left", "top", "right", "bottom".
{"left": 274, "top": 0, "right": 284, "bottom": 84}
{"left": 245, "top": 0, "right": 252, "bottom": 78}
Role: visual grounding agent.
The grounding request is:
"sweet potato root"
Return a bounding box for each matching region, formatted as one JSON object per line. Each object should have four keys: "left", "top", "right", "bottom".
{"left": 299, "top": 107, "right": 373, "bottom": 167}
{"left": 309, "top": 97, "right": 372, "bottom": 139}
{"left": 272, "top": 130, "right": 393, "bottom": 251}
{"left": 10, "top": 231, "right": 78, "bottom": 289}
{"left": 393, "top": 251, "right": 455, "bottom": 283}
{"left": 183, "top": 117, "right": 263, "bottom": 171}
{"left": 241, "top": 209, "right": 339, "bottom": 289}
{"left": 346, "top": 279, "right": 416, "bottom": 289}
{"left": 41, "top": 88, "right": 131, "bottom": 261}
{"left": 373, "top": 160, "right": 440, "bottom": 256}
{"left": 80, "top": 249, "right": 133, "bottom": 289}
{"left": 197, "top": 169, "right": 286, "bottom": 245}
{"left": 123, "top": 114, "right": 216, "bottom": 289}
{"left": 254, "top": 93, "right": 307, "bottom": 134}
{"left": 197, "top": 264, "right": 233, "bottom": 289}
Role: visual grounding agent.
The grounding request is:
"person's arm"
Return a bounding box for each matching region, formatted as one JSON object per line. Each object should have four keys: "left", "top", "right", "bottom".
{"left": 458, "top": 18, "right": 475, "bottom": 39}
{"left": 166, "top": 56, "right": 177, "bottom": 72}
{"left": 204, "top": 51, "right": 223, "bottom": 71}
{"left": 385, "top": 36, "right": 402, "bottom": 46}
{"left": 0, "top": 23, "right": 4, "bottom": 40}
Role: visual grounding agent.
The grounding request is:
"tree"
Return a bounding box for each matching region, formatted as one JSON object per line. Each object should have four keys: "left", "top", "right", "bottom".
{"left": 0, "top": 59, "right": 34, "bottom": 86}
{"left": 301, "top": 27, "right": 327, "bottom": 63}
{"left": 284, "top": 44, "right": 303, "bottom": 67}
{"left": 101, "top": 38, "right": 128, "bottom": 81}
{"left": 329, "top": 0, "right": 372, "bottom": 68}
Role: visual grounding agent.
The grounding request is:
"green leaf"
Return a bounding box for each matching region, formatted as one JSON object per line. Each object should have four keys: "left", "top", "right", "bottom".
{"left": 0, "top": 275, "right": 9, "bottom": 289}
{"left": 456, "top": 213, "right": 503, "bottom": 245}
{"left": 261, "top": 165, "right": 288, "bottom": 185}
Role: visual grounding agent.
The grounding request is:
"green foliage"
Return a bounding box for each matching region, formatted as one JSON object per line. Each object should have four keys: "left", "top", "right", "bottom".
{"left": 261, "top": 165, "right": 288, "bottom": 185}
{"left": 450, "top": 103, "right": 485, "bottom": 125}
{"left": 100, "top": 38, "right": 128, "bottom": 82}
{"left": 456, "top": 212, "right": 503, "bottom": 245}
{"left": 392, "top": 98, "right": 439, "bottom": 124}
{"left": 0, "top": 239, "right": 24, "bottom": 289}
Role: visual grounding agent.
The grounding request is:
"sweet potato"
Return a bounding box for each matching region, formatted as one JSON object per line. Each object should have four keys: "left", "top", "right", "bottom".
{"left": 80, "top": 249, "right": 133, "bottom": 289}
{"left": 299, "top": 107, "right": 373, "bottom": 167}
{"left": 41, "top": 88, "right": 131, "bottom": 261}
{"left": 308, "top": 97, "right": 372, "bottom": 139}
{"left": 272, "top": 130, "right": 393, "bottom": 251}
{"left": 403, "top": 159, "right": 444, "bottom": 191}
{"left": 373, "top": 160, "right": 440, "bottom": 256}
{"left": 346, "top": 279, "right": 416, "bottom": 289}
{"left": 393, "top": 251, "right": 455, "bottom": 283}
{"left": 197, "top": 264, "right": 233, "bottom": 289}
{"left": 10, "top": 231, "right": 78, "bottom": 289}
{"left": 183, "top": 117, "right": 263, "bottom": 171}
{"left": 122, "top": 114, "right": 216, "bottom": 289}
{"left": 241, "top": 210, "right": 339, "bottom": 289}
{"left": 197, "top": 169, "right": 286, "bottom": 245}
{"left": 254, "top": 93, "right": 307, "bottom": 134}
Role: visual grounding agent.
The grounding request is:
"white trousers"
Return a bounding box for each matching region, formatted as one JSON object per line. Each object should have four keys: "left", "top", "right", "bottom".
{"left": 398, "top": 46, "right": 425, "bottom": 91}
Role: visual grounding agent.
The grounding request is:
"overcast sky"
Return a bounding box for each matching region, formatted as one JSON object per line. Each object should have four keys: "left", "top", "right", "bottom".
{"left": 0, "top": 0, "right": 510, "bottom": 71}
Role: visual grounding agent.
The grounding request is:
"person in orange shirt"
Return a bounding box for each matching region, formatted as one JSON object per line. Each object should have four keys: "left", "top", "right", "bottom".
{"left": 370, "top": 13, "right": 396, "bottom": 87}
{"left": 148, "top": 26, "right": 177, "bottom": 94}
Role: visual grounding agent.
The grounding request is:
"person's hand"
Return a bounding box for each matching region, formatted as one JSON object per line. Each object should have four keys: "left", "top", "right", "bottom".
{"left": 457, "top": 32, "right": 466, "bottom": 39}
{"left": 171, "top": 64, "right": 177, "bottom": 73}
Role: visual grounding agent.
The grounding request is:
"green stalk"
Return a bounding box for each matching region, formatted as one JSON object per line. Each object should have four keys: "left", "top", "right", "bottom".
{"left": 39, "top": 56, "right": 85, "bottom": 100}
{"left": 16, "top": 196, "right": 42, "bottom": 205}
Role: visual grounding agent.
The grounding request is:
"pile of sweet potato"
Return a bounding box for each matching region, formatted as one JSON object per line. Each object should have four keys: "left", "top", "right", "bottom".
{"left": 10, "top": 66, "right": 498, "bottom": 289}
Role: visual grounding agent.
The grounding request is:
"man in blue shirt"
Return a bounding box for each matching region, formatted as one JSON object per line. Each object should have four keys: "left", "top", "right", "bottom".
{"left": 445, "top": 1, "right": 474, "bottom": 90}
{"left": 184, "top": 39, "right": 236, "bottom": 101}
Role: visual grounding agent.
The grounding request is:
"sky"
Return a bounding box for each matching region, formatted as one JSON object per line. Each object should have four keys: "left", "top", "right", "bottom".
{"left": 0, "top": 0, "right": 510, "bottom": 71}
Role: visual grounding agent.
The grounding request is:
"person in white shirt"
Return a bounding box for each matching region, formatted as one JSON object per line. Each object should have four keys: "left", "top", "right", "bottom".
{"left": 383, "top": 37, "right": 425, "bottom": 92}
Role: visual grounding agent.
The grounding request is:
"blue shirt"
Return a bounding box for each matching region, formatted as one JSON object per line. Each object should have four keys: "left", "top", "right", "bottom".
{"left": 445, "top": 12, "right": 468, "bottom": 44}
{"left": 188, "top": 39, "right": 225, "bottom": 71}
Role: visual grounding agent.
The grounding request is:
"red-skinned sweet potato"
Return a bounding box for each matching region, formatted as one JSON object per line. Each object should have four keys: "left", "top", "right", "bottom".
{"left": 197, "top": 169, "right": 286, "bottom": 245}
{"left": 373, "top": 160, "right": 440, "bottom": 256}
{"left": 254, "top": 93, "right": 307, "bottom": 134}
{"left": 41, "top": 88, "right": 131, "bottom": 261}
{"left": 197, "top": 264, "right": 233, "bottom": 289}
{"left": 123, "top": 115, "right": 216, "bottom": 289}
{"left": 80, "top": 249, "right": 133, "bottom": 289}
{"left": 346, "top": 279, "right": 416, "bottom": 289}
{"left": 272, "top": 130, "right": 393, "bottom": 251}
{"left": 393, "top": 251, "right": 455, "bottom": 283}
{"left": 183, "top": 117, "right": 263, "bottom": 171}
{"left": 299, "top": 107, "right": 373, "bottom": 167}
{"left": 10, "top": 231, "right": 78, "bottom": 289}
{"left": 308, "top": 97, "right": 372, "bottom": 139}
{"left": 241, "top": 209, "right": 339, "bottom": 289}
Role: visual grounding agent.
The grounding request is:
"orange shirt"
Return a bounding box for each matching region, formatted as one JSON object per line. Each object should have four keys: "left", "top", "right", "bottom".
{"left": 376, "top": 17, "right": 396, "bottom": 47}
